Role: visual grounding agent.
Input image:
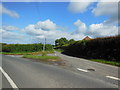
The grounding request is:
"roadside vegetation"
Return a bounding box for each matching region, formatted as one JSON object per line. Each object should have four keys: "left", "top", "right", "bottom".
{"left": 90, "top": 59, "right": 120, "bottom": 66}
{"left": 54, "top": 49, "right": 64, "bottom": 52}
{"left": 1, "top": 43, "right": 54, "bottom": 55}
{"left": 1, "top": 51, "right": 54, "bottom": 55}
{"left": 1, "top": 35, "right": 120, "bottom": 66}
{"left": 22, "top": 54, "right": 65, "bottom": 66}
{"left": 23, "top": 55, "right": 60, "bottom": 61}
{"left": 55, "top": 35, "right": 120, "bottom": 66}
{"left": 2, "top": 43, "right": 53, "bottom": 52}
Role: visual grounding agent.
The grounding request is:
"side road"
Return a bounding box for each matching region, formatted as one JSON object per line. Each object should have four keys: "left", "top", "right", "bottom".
{"left": 55, "top": 52, "right": 119, "bottom": 77}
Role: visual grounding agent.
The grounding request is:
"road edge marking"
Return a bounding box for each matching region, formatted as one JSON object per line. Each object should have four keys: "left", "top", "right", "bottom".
{"left": 77, "top": 68, "right": 88, "bottom": 72}
{"left": 106, "top": 76, "right": 120, "bottom": 81}
{"left": 0, "top": 66, "right": 19, "bottom": 89}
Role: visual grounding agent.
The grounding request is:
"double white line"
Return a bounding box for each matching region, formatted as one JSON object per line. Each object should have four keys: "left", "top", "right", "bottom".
{"left": 0, "top": 66, "right": 19, "bottom": 89}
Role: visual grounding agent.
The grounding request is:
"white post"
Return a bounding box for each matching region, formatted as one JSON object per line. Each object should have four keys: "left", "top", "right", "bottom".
{"left": 43, "top": 37, "right": 46, "bottom": 51}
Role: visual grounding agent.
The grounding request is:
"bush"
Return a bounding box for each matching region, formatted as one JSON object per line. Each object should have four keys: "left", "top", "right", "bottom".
{"left": 2, "top": 43, "right": 53, "bottom": 52}
{"left": 42, "top": 52, "right": 47, "bottom": 56}
{"left": 63, "top": 35, "right": 120, "bottom": 62}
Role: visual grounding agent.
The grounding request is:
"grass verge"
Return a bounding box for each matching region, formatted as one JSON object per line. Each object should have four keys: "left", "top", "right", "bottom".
{"left": 54, "top": 49, "right": 64, "bottom": 53}
{"left": 23, "top": 55, "right": 60, "bottom": 62}
{"left": 90, "top": 59, "right": 120, "bottom": 67}
{"left": 2, "top": 51, "right": 54, "bottom": 55}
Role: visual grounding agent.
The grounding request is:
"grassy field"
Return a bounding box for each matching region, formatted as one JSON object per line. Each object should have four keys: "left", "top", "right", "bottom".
{"left": 1, "top": 51, "right": 54, "bottom": 55}
{"left": 90, "top": 59, "right": 120, "bottom": 67}
{"left": 23, "top": 55, "right": 60, "bottom": 62}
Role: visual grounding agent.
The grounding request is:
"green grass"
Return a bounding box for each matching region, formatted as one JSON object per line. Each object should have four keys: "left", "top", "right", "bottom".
{"left": 2, "top": 51, "right": 54, "bottom": 55}
{"left": 55, "top": 49, "right": 64, "bottom": 52}
{"left": 90, "top": 59, "right": 120, "bottom": 67}
{"left": 23, "top": 55, "right": 60, "bottom": 61}
{"left": 2, "top": 52, "right": 32, "bottom": 55}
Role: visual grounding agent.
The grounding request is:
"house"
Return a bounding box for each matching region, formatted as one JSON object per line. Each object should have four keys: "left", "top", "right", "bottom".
{"left": 83, "top": 36, "right": 92, "bottom": 40}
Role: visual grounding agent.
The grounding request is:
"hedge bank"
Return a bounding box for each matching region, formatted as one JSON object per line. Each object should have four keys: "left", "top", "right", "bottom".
{"left": 63, "top": 35, "right": 120, "bottom": 62}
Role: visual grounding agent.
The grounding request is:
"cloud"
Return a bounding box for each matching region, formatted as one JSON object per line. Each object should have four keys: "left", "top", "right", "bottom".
{"left": 2, "top": 25, "right": 19, "bottom": 31}
{"left": 68, "top": 1, "right": 119, "bottom": 25}
{"left": 68, "top": 0, "right": 95, "bottom": 13}
{"left": 72, "top": 19, "right": 87, "bottom": 34}
{"left": 0, "top": 26, "right": 29, "bottom": 44}
{"left": 86, "top": 23, "right": 118, "bottom": 37}
{"left": 72, "top": 19, "right": 118, "bottom": 38}
{"left": 23, "top": 19, "right": 86, "bottom": 44}
{"left": 35, "top": 19, "right": 57, "bottom": 30}
{"left": 92, "top": 2, "right": 117, "bottom": 16}
{"left": 92, "top": 2, "right": 118, "bottom": 25}
{"left": 1, "top": 19, "right": 118, "bottom": 44}
{"left": 0, "top": 4, "right": 20, "bottom": 18}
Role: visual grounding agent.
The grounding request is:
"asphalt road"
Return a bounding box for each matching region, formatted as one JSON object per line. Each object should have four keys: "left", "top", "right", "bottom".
{"left": 1, "top": 54, "right": 119, "bottom": 89}
{"left": 55, "top": 52, "right": 119, "bottom": 77}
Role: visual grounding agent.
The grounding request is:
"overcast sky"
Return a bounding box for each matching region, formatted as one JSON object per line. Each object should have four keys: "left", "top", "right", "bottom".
{"left": 0, "top": 0, "right": 119, "bottom": 44}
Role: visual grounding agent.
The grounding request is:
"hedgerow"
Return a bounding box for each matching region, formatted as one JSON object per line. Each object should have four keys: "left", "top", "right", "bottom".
{"left": 63, "top": 35, "right": 120, "bottom": 62}
{"left": 2, "top": 43, "right": 53, "bottom": 52}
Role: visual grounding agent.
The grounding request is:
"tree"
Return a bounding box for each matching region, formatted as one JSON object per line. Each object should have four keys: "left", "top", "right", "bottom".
{"left": 55, "top": 37, "right": 68, "bottom": 47}
{"left": 68, "top": 39, "right": 75, "bottom": 44}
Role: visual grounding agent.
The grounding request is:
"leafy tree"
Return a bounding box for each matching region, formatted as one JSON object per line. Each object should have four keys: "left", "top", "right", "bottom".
{"left": 55, "top": 37, "right": 68, "bottom": 47}
{"left": 68, "top": 39, "right": 75, "bottom": 44}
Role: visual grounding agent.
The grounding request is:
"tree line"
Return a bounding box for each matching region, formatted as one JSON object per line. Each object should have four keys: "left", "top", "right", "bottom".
{"left": 55, "top": 38, "right": 75, "bottom": 47}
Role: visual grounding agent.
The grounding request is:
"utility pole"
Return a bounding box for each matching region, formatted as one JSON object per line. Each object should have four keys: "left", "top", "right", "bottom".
{"left": 43, "top": 37, "right": 46, "bottom": 52}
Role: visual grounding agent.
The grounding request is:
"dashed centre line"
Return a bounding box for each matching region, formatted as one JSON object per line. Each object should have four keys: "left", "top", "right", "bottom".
{"left": 77, "top": 68, "right": 88, "bottom": 72}
{"left": 0, "top": 66, "right": 19, "bottom": 89}
{"left": 106, "top": 76, "right": 120, "bottom": 81}
{"left": 77, "top": 68, "right": 119, "bottom": 81}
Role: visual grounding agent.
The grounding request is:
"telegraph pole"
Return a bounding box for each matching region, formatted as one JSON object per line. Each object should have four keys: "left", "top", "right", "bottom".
{"left": 43, "top": 37, "right": 46, "bottom": 51}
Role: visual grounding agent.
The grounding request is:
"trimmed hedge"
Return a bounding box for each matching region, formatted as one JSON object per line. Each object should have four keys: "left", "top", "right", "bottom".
{"left": 2, "top": 44, "right": 53, "bottom": 52}
{"left": 63, "top": 35, "right": 120, "bottom": 62}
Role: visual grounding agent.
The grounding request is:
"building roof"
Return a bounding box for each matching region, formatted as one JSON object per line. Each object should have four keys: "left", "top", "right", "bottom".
{"left": 83, "top": 36, "right": 91, "bottom": 40}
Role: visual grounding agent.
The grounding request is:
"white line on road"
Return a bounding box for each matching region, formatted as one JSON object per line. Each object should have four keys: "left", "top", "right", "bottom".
{"left": 77, "top": 68, "right": 88, "bottom": 72}
{"left": 0, "top": 66, "right": 19, "bottom": 89}
{"left": 106, "top": 76, "right": 120, "bottom": 81}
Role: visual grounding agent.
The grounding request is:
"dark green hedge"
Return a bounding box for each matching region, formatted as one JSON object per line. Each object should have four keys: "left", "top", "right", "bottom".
{"left": 63, "top": 35, "right": 120, "bottom": 62}
{"left": 2, "top": 44, "right": 53, "bottom": 52}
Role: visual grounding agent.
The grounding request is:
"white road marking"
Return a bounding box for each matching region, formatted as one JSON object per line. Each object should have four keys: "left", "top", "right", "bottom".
{"left": 77, "top": 68, "right": 88, "bottom": 72}
{"left": 106, "top": 76, "right": 120, "bottom": 81}
{"left": 0, "top": 66, "right": 19, "bottom": 89}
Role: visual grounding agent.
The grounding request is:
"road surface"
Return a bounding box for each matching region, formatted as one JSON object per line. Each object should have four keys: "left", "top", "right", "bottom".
{"left": 0, "top": 54, "right": 119, "bottom": 89}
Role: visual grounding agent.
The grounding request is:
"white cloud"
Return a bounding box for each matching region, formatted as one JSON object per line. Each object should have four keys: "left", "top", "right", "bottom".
{"left": 92, "top": 2, "right": 118, "bottom": 25}
{"left": 0, "top": 27, "right": 29, "bottom": 44}
{"left": 2, "top": 25, "right": 19, "bottom": 31}
{"left": 23, "top": 19, "right": 86, "bottom": 44}
{"left": 71, "top": 19, "right": 118, "bottom": 38}
{"left": 72, "top": 19, "right": 87, "bottom": 34}
{"left": 35, "top": 19, "right": 57, "bottom": 30}
{"left": 92, "top": 2, "right": 117, "bottom": 16}
{"left": 86, "top": 23, "right": 118, "bottom": 37}
{"left": 68, "top": 0, "right": 95, "bottom": 13}
{"left": 1, "top": 19, "right": 118, "bottom": 44}
{"left": 0, "top": 4, "right": 20, "bottom": 18}
{"left": 68, "top": 1, "right": 118, "bottom": 25}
